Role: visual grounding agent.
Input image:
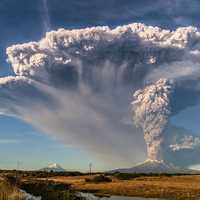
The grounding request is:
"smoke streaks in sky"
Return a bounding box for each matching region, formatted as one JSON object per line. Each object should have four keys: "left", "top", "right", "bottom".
{"left": 1, "top": 23, "right": 200, "bottom": 167}
{"left": 41, "top": 0, "right": 51, "bottom": 32}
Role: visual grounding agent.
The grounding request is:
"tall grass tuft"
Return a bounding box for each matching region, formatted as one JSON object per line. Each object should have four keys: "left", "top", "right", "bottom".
{"left": 0, "top": 179, "right": 25, "bottom": 200}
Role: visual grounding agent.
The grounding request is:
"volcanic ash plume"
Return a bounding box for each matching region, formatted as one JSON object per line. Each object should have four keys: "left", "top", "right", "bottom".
{"left": 2, "top": 23, "right": 200, "bottom": 166}
{"left": 132, "top": 79, "right": 174, "bottom": 161}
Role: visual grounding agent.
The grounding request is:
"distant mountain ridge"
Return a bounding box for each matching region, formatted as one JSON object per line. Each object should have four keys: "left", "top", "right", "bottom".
{"left": 109, "top": 160, "right": 198, "bottom": 174}
{"left": 39, "top": 163, "right": 66, "bottom": 172}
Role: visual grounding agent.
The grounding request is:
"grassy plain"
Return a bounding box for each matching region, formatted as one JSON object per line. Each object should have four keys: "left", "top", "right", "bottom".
{"left": 42, "top": 174, "right": 200, "bottom": 200}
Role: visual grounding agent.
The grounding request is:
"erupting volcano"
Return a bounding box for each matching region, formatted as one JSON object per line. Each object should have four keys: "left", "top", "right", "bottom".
{"left": 1, "top": 23, "right": 200, "bottom": 170}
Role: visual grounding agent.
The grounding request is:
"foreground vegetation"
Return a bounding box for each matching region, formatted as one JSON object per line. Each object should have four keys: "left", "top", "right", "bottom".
{"left": 2, "top": 170, "right": 200, "bottom": 199}
{"left": 0, "top": 174, "right": 85, "bottom": 200}
{"left": 85, "top": 175, "right": 112, "bottom": 183}
{"left": 0, "top": 177, "right": 25, "bottom": 200}
{"left": 20, "top": 180, "right": 84, "bottom": 200}
{"left": 44, "top": 173, "right": 200, "bottom": 200}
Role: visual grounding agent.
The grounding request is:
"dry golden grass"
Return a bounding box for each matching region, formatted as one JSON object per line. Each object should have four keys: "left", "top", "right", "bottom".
{"left": 8, "top": 192, "right": 26, "bottom": 200}
{"left": 0, "top": 180, "right": 25, "bottom": 200}
{"left": 41, "top": 175, "right": 200, "bottom": 200}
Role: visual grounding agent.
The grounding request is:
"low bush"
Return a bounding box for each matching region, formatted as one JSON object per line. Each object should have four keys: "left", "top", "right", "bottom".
{"left": 113, "top": 173, "right": 140, "bottom": 180}
{"left": 112, "top": 172, "right": 178, "bottom": 180}
{"left": 85, "top": 175, "right": 112, "bottom": 183}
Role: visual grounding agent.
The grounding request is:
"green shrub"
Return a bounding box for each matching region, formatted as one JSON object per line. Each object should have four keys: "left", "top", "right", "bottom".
{"left": 113, "top": 173, "right": 140, "bottom": 180}
{"left": 85, "top": 175, "right": 112, "bottom": 183}
{"left": 4, "top": 175, "right": 18, "bottom": 186}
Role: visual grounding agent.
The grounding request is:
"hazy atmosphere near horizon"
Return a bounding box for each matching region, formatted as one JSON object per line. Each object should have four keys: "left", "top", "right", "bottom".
{"left": 2, "top": 0, "right": 200, "bottom": 172}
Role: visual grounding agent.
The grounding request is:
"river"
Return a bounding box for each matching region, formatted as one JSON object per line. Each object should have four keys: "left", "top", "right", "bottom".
{"left": 20, "top": 190, "right": 41, "bottom": 200}
{"left": 21, "top": 190, "right": 164, "bottom": 200}
{"left": 78, "top": 192, "right": 164, "bottom": 200}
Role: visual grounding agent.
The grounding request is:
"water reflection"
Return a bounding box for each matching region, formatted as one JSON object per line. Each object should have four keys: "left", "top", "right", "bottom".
{"left": 79, "top": 193, "right": 164, "bottom": 200}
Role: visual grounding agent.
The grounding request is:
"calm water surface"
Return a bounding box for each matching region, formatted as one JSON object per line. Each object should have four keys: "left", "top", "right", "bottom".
{"left": 79, "top": 193, "right": 164, "bottom": 200}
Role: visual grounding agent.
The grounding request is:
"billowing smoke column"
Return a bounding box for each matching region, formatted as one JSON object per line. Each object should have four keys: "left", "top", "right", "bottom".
{"left": 132, "top": 79, "right": 174, "bottom": 161}
{"left": 2, "top": 23, "right": 200, "bottom": 167}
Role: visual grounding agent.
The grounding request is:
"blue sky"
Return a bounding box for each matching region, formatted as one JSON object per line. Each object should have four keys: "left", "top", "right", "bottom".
{"left": 1, "top": 0, "right": 200, "bottom": 171}
{"left": 0, "top": 116, "right": 99, "bottom": 171}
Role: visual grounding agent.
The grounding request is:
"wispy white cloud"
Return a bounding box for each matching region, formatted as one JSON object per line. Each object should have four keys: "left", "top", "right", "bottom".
{"left": 0, "top": 139, "right": 21, "bottom": 144}
{"left": 170, "top": 135, "right": 200, "bottom": 151}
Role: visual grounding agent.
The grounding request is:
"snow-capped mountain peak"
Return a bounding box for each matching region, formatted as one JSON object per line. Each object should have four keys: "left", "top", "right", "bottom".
{"left": 109, "top": 159, "right": 196, "bottom": 174}
{"left": 48, "top": 163, "right": 62, "bottom": 169}
{"left": 39, "top": 163, "right": 66, "bottom": 172}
